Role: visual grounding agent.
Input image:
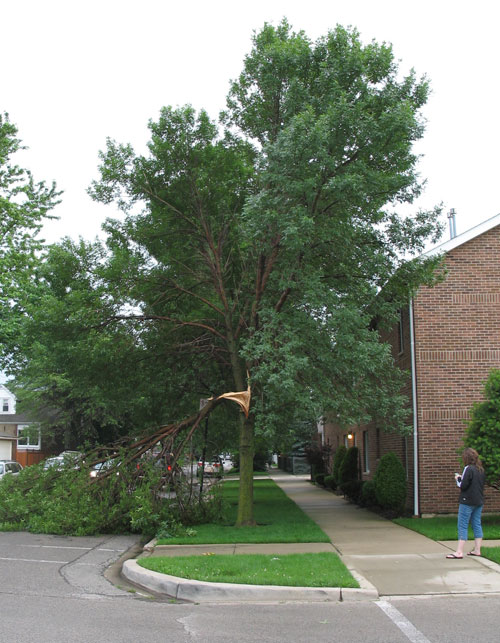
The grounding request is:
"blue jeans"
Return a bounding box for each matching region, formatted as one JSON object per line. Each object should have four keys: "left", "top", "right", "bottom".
{"left": 457, "top": 503, "right": 483, "bottom": 540}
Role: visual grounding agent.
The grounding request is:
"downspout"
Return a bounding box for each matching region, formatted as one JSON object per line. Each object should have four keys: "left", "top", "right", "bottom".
{"left": 409, "top": 298, "right": 419, "bottom": 516}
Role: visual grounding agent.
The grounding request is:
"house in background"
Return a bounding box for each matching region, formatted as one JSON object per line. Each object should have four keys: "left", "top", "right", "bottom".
{"left": 0, "top": 383, "right": 46, "bottom": 466}
{"left": 323, "top": 212, "right": 500, "bottom": 515}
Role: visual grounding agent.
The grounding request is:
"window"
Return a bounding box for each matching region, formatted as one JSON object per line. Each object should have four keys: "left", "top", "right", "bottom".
{"left": 1, "top": 398, "right": 9, "bottom": 412}
{"left": 17, "top": 424, "right": 41, "bottom": 450}
{"left": 363, "top": 431, "right": 370, "bottom": 473}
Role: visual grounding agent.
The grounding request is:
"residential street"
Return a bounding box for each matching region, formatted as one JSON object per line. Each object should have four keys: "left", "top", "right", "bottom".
{"left": 2, "top": 531, "right": 500, "bottom": 643}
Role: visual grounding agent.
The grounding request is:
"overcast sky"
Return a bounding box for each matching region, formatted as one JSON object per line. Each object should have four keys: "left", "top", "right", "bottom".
{"left": 3, "top": 0, "right": 499, "bottom": 245}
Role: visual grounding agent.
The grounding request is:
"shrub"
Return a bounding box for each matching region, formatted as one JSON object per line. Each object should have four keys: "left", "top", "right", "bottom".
{"left": 332, "top": 445, "right": 347, "bottom": 485}
{"left": 338, "top": 446, "right": 359, "bottom": 486}
{"left": 340, "top": 479, "right": 364, "bottom": 503}
{"left": 324, "top": 475, "right": 336, "bottom": 491}
{"left": 305, "top": 443, "right": 331, "bottom": 481}
{"left": 314, "top": 473, "right": 326, "bottom": 487}
{"left": 360, "top": 480, "right": 377, "bottom": 507}
{"left": 373, "top": 452, "right": 407, "bottom": 513}
{"left": 465, "top": 368, "right": 500, "bottom": 486}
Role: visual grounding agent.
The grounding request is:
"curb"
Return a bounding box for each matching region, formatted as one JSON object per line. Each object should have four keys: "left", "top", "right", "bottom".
{"left": 122, "top": 559, "right": 378, "bottom": 603}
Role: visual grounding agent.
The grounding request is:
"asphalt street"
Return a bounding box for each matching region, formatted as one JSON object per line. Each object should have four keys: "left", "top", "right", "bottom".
{"left": 2, "top": 531, "right": 500, "bottom": 642}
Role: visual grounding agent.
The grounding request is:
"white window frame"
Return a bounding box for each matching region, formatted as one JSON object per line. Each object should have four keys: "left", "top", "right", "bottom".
{"left": 363, "top": 430, "right": 370, "bottom": 473}
{"left": 1, "top": 398, "right": 9, "bottom": 413}
{"left": 17, "top": 424, "right": 41, "bottom": 450}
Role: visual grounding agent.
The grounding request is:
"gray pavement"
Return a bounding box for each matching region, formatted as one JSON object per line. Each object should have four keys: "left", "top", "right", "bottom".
{"left": 122, "top": 471, "right": 500, "bottom": 601}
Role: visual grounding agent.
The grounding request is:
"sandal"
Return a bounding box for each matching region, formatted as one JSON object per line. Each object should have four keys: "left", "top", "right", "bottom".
{"left": 446, "top": 554, "right": 463, "bottom": 559}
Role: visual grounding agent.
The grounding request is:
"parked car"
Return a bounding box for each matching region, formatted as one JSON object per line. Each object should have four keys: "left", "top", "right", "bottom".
{"left": 89, "top": 460, "right": 116, "bottom": 478}
{"left": 43, "top": 451, "right": 82, "bottom": 470}
{"left": 0, "top": 460, "right": 23, "bottom": 479}
{"left": 197, "top": 456, "right": 224, "bottom": 477}
{"left": 221, "top": 455, "right": 233, "bottom": 472}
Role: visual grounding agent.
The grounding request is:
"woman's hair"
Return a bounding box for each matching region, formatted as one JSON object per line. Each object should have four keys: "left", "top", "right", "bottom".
{"left": 463, "top": 447, "right": 484, "bottom": 472}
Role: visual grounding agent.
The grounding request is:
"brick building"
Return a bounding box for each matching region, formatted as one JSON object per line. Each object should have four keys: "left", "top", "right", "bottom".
{"left": 322, "top": 213, "right": 500, "bottom": 515}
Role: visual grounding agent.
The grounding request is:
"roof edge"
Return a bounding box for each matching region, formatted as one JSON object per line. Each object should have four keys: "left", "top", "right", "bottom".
{"left": 423, "top": 212, "right": 500, "bottom": 257}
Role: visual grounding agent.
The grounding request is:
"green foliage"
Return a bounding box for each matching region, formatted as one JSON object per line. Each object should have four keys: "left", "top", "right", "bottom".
{"left": 339, "top": 446, "right": 359, "bottom": 486}
{"left": 465, "top": 369, "right": 500, "bottom": 487}
{"left": 324, "top": 475, "right": 336, "bottom": 491}
{"left": 360, "top": 479, "right": 377, "bottom": 507}
{"left": 314, "top": 473, "right": 326, "bottom": 486}
{"left": 332, "top": 445, "right": 347, "bottom": 485}
{"left": 87, "top": 20, "right": 442, "bottom": 438}
{"left": 6, "top": 21, "right": 443, "bottom": 527}
{"left": 304, "top": 443, "right": 330, "bottom": 476}
{"left": 253, "top": 435, "right": 272, "bottom": 471}
{"left": 0, "top": 459, "right": 221, "bottom": 537}
{"left": 156, "top": 518, "right": 197, "bottom": 540}
{"left": 373, "top": 452, "right": 407, "bottom": 513}
{"left": 0, "top": 113, "right": 60, "bottom": 367}
{"left": 341, "top": 479, "right": 364, "bottom": 503}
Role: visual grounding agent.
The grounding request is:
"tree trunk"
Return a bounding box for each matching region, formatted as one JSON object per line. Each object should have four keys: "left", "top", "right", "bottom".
{"left": 236, "top": 413, "right": 256, "bottom": 526}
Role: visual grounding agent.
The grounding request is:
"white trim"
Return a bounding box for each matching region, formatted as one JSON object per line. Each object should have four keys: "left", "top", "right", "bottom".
{"left": 17, "top": 424, "right": 41, "bottom": 450}
{"left": 362, "top": 430, "right": 370, "bottom": 473}
{"left": 409, "top": 299, "right": 419, "bottom": 516}
{"left": 423, "top": 212, "right": 500, "bottom": 257}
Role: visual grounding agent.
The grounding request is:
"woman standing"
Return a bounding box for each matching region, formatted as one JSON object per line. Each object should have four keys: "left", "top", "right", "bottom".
{"left": 446, "top": 447, "right": 486, "bottom": 559}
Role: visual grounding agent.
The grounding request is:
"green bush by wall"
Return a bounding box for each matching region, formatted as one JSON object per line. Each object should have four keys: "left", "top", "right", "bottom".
{"left": 332, "top": 445, "right": 347, "bottom": 485}
{"left": 373, "top": 452, "right": 407, "bottom": 513}
{"left": 339, "top": 446, "right": 359, "bottom": 486}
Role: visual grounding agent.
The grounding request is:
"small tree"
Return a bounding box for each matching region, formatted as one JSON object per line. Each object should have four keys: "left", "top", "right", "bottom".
{"left": 339, "top": 446, "right": 359, "bottom": 487}
{"left": 305, "top": 443, "right": 330, "bottom": 481}
{"left": 332, "top": 445, "right": 347, "bottom": 486}
{"left": 465, "top": 369, "right": 500, "bottom": 488}
{"left": 373, "top": 452, "right": 407, "bottom": 513}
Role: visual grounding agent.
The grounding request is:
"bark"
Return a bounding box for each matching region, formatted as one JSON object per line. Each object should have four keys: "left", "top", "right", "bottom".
{"left": 236, "top": 413, "right": 256, "bottom": 526}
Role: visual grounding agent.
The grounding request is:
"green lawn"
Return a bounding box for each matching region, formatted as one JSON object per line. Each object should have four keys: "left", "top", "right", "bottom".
{"left": 139, "top": 552, "right": 359, "bottom": 588}
{"left": 393, "top": 514, "right": 500, "bottom": 541}
{"left": 156, "top": 479, "right": 330, "bottom": 545}
{"left": 481, "top": 547, "right": 500, "bottom": 564}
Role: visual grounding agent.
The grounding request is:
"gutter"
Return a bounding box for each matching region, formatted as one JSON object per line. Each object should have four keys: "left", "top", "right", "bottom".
{"left": 409, "top": 298, "right": 419, "bottom": 516}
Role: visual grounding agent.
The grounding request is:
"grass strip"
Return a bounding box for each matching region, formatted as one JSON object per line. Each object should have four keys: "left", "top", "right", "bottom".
{"left": 139, "top": 552, "right": 359, "bottom": 588}
{"left": 480, "top": 547, "right": 500, "bottom": 564}
{"left": 157, "top": 479, "right": 330, "bottom": 545}
{"left": 393, "top": 514, "right": 500, "bottom": 541}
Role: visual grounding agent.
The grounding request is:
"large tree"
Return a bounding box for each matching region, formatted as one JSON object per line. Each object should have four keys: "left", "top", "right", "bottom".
{"left": 87, "top": 21, "right": 442, "bottom": 525}
{"left": 0, "top": 112, "right": 60, "bottom": 369}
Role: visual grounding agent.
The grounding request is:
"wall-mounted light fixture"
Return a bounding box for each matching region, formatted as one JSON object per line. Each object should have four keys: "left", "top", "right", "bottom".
{"left": 347, "top": 432, "right": 353, "bottom": 440}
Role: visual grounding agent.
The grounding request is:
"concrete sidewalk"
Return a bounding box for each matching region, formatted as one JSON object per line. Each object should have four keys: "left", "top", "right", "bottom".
{"left": 270, "top": 472, "right": 500, "bottom": 597}
{"left": 122, "top": 471, "right": 500, "bottom": 601}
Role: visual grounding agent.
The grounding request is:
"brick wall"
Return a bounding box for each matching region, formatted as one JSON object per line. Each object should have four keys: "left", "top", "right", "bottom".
{"left": 323, "top": 223, "right": 500, "bottom": 515}
{"left": 414, "top": 224, "right": 500, "bottom": 513}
